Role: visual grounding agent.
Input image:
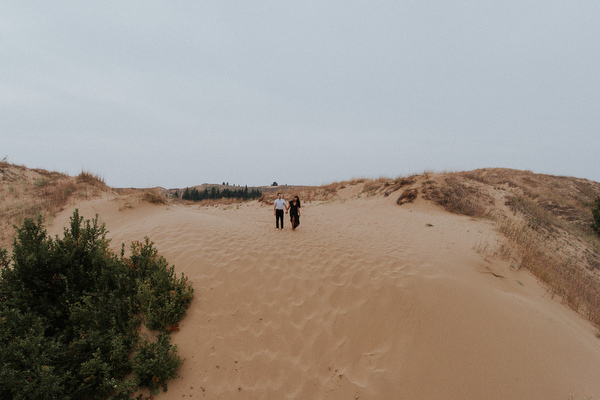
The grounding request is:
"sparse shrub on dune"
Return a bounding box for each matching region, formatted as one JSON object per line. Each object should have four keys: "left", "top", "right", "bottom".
{"left": 397, "top": 188, "right": 418, "bottom": 205}
{"left": 320, "top": 182, "right": 340, "bottom": 195}
{"left": 505, "top": 194, "right": 559, "bottom": 232}
{"left": 141, "top": 189, "right": 168, "bottom": 205}
{"left": 420, "top": 175, "right": 491, "bottom": 218}
{"left": 361, "top": 180, "right": 381, "bottom": 193}
{"left": 592, "top": 197, "right": 600, "bottom": 236}
{"left": 0, "top": 210, "right": 194, "bottom": 399}
{"left": 0, "top": 156, "right": 9, "bottom": 169}
{"left": 378, "top": 176, "right": 415, "bottom": 198}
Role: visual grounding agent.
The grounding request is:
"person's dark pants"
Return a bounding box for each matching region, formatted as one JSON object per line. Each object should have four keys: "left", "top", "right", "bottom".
{"left": 276, "top": 209, "right": 284, "bottom": 229}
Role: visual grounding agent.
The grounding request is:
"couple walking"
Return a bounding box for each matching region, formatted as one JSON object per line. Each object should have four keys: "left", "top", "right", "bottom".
{"left": 273, "top": 193, "right": 301, "bottom": 230}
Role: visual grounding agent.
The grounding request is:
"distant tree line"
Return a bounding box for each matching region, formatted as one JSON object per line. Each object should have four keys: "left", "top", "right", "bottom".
{"left": 180, "top": 186, "right": 262, "bottom": 201}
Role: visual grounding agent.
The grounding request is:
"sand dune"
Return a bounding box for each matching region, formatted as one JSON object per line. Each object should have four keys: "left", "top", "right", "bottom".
{"left": 48, "top": 191, "right": 600, "bottom": 399}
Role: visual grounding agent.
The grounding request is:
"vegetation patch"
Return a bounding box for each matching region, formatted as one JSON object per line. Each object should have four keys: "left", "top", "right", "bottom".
{"left": 0, "top": 210, "right": 194, "bottom": 399}
{"left": 141, "top": 190, "right": 168, "bottom": 205}
{"left": 592, "top": 197, "right": 600, "bottom": 236}
{"left": 421, "top": 175, "right": 491, "bottom": 218}
{"left": 397, "top": 188, "right": 418, "bottom": 205}
{"left": 77, "top": 171, "right": 107, "bottom": 187}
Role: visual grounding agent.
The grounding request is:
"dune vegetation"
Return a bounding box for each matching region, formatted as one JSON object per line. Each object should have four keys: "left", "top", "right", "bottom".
{"left": 0, "top": 208, "right": 194, "bottom": 399}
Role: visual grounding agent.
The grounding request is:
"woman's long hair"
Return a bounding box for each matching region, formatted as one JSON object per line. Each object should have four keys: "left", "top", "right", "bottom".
{"left": 293, "top": 196, "right": 301, "bottom": 207}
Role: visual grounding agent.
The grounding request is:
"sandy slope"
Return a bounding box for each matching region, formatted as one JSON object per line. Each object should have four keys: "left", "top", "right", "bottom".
{"left": 48, "top": 192, "right": 600, "bottom": 399}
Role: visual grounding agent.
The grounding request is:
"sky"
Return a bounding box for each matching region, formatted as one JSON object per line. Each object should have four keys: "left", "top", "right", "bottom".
{"left": 1, "top": 1, "right": 599, "bottom": 188}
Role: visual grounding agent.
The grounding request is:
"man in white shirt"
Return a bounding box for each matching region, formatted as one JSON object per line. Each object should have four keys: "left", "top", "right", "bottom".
{"left": 273, "top": 193, "right": 287, "bottom": 230}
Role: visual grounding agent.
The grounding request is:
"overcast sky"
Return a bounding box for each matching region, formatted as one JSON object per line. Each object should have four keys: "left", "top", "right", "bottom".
{"left": 2, "top": 1, "right": 599, "bottom": 188}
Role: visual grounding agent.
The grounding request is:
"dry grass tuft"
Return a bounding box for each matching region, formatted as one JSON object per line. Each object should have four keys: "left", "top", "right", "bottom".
{"left": 77, "top": 170, "right": 107, "bottom": 187}
{"left": 420, "top": 174, "right": 492, "bottom": 218}
{"left": 141, "top": 189, "right": 168, "bottom": 205}
{"left": 397, "top": 188, "right": 418, "bottom": 205}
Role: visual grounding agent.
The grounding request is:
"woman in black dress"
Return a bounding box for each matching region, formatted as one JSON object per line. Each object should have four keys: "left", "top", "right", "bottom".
{"left": 287, "top": 196, "right": 301, "bottom": 230}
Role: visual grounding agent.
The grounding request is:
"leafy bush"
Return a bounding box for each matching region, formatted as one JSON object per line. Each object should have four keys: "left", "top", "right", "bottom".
{"left": 131, "top": 239, "right": 194, "bottom": 331}
{"left": 0, "top": 210, "right": 194, "bottom": 399}
{"left": 132, "top": 333, "right": 181, "bottom": 393}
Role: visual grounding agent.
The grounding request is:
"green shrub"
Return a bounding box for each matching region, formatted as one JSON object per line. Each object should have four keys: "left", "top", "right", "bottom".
{"left": 132, "top": 333, "right": 181, "bottom": 393}
{"left": 0, "top": 210, "right": 194, "bottom": 399}
{"left": 592, "top": 197, "right": 600, "bottom": 235}
{"left": 131, "top": 238, "right": 194, "bottom": 332}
